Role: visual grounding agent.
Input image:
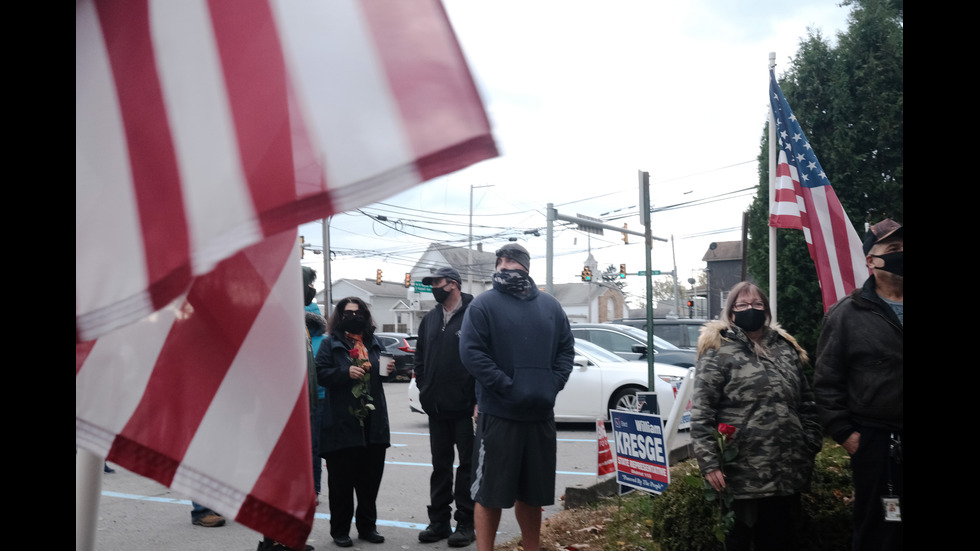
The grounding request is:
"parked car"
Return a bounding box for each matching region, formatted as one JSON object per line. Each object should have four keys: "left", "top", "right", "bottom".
{"left": 570, "top": 323, "right": 697, "bottom": 367}
{"left": 374, "top": 332, "right": 417, "bottom": 382}
{"left": 408, "top": 339, "right": 689, "bottom": 426}
{"left": 607, "top": 318, "right": 708, "bottom": 349}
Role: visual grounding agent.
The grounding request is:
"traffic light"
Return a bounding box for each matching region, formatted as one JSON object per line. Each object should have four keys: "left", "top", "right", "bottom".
{"left": 581, "top": 266, "right": 592, "bottom": 282}
{"left": 621, "top": 224, "right": 628, "bottom": 244}
{"left": 619, "top": 264, "right": 626, "bottom": 278}
{"left": 687, "top": 299, "right": 694, "bottom": 316}
{"left": 376, "top": 269, "right": 383, "bottom": 285}
{"left": 404, "top": 273, "right": 411, "bottom": 288}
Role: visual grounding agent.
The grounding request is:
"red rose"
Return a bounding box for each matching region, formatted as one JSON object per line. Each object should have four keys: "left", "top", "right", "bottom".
{"left": 718, "top": 423, "right": 736, "bottom": 441}
{"left": 349, "top": 348, "right": 359, "bottom": 359}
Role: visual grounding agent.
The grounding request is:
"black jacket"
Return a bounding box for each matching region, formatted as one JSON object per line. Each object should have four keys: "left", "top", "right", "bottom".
{"left": 415, "top": 293, "right": 476, "bottom": 419}
{"left": 315, "top": 331, "right": 391, "bottom": 454}
{"left": 814, "top": 276, "right": 903, "bottom": 442}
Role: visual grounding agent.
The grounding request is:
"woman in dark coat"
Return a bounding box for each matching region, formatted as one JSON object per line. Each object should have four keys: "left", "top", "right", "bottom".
{"left": 315, "top": 297, "right": 390, "bottom": 547}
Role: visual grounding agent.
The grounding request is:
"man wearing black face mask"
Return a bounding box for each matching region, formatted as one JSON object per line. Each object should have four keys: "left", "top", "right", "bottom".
{"left": 815, "top": 219, "right": 903, "bottom": 551}
{"left": 415, "top": 267, "right": 477, "bottom": 547}
{"left": 459, "top": 244, "right": 574, "bottom": 551}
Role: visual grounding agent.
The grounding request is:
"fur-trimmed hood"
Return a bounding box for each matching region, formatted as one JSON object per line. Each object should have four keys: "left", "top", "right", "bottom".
{"left": 697, "top": 319, "right": 808, "bottom": 365}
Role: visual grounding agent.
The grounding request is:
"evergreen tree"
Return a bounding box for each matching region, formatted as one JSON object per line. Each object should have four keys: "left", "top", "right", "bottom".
{"left": 747, "top": 0, "right": 903, "bottom": 356}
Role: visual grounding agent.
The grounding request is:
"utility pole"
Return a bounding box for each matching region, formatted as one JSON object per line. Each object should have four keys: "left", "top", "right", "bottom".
{"left": 322, "top": 216, "right": 331, "bottom": 311}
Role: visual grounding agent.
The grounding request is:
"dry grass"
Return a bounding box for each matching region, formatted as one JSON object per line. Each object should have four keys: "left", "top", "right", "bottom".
{"left": 493, "top": 503, "right": 623, "bottom": 551}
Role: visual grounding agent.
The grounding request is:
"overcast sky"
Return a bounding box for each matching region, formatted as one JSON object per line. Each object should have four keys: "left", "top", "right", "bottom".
{"left": 301, "top": 0, "right": 852, "bottom": 302}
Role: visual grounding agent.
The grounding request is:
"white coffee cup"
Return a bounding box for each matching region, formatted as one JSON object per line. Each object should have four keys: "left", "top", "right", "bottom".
{"left": 379, "top": 353, "right": 395, "bottom": 376}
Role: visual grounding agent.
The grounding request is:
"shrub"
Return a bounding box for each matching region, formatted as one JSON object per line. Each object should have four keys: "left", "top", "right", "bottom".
{"left": 641, "top": 438, "right": 853, "bottom": 551}
{"left": 648, "top": 461, "right": 718, "bottom": 551}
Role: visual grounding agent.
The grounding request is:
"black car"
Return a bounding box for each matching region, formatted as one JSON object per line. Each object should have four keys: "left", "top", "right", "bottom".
{"left": 374, "top": 332, "right": 417, "bottom": 382}
{"left": 569, "top": 323, "right": 697, "bottom": 367}
{"left": 607, "top": 318, "right": 708, "bottom": 350}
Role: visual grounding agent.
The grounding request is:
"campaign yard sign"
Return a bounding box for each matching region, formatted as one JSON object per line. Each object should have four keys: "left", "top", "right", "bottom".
{"left": 610, "top": 409, "right": 670, "bottom": 494}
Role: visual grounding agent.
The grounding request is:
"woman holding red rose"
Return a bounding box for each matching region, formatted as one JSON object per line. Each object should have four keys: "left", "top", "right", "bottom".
{"left": 315, "top": 297, "right": 390, "bottom": 547}
{"left": 692, "top": 282, "right": 823, "bottom": 551}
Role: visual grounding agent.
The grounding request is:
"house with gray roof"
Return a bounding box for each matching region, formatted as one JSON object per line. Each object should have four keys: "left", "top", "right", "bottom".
{"left": 551, "top": 282, "right": 626, "bottom": 323}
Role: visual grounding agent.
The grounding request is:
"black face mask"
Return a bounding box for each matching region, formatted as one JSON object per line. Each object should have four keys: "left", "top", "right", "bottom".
{"left": 732, "top": 308, "right": 766, "bottom": 332}
{"left": 304, "top": 285, "right": 316, "bottom": 306}
{"left": 432, "top": 285, "right": 452, "bottom": 304}
{"left": 871, "top": 251, "right": 903, "bottom": 278}
{"left": 340, "top": 317, "right": 367, "bottom": 334}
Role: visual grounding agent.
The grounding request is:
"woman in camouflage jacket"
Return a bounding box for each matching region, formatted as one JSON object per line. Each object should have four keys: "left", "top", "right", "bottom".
{"left": 693, "top": 282, "right": 823, "bottom": 551}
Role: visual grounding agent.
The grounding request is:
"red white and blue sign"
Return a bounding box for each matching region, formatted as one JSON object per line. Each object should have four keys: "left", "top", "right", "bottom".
{"left": 610, "top": 409, "right": 670, "bottom": 494}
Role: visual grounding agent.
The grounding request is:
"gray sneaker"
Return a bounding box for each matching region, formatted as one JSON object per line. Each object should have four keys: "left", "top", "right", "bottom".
{"left": 448, "top": 526, "right": 475, "bottom": 547}
{"left": 419, "top": 523, "right": 452, "bottom": 543}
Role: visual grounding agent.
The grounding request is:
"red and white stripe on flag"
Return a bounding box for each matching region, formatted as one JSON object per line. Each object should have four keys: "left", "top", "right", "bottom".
{"left": 76, "top": 231, "right": 315, "bottom": 548}
{"left": 76, "top": 0, "right": 498, "bottom": 342}
{"left": 769, "top": 150, "right": 868, "bottom": 311}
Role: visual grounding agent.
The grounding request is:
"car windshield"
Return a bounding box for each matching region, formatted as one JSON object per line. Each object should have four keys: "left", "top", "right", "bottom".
{"left": 574, "top": 339, "right": 626, "bottom": 363}
{"left": 618, "top": 325, "right": 680, "bottom": 350}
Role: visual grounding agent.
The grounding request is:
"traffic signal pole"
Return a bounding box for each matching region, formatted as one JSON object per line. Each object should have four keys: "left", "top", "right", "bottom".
{"left": 545, "top": 171, "right": 665, "bottom": 391}
{"left": 639, "top": 171, "right": 657, "bottom": 389}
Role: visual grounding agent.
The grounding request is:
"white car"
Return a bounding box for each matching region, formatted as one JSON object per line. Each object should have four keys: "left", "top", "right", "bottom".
{"left": 408, "top": 339, "right": 691, "bottom": 425}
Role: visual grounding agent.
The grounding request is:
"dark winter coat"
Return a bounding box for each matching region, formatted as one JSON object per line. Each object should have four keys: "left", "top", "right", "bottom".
{"left": 315, "top": 331, "right": 391, "bottom": 455}
{"left": 415, "top": 293, "right": 477, "bottom": 419}
{"left": 459, "top": 278, "right": 574, "bottom": 422}
{"left": 693, "top": 321, "right": 823, "bottom": 499}
{"left": 814, "top": 275, "right": 903, "bottom": 442}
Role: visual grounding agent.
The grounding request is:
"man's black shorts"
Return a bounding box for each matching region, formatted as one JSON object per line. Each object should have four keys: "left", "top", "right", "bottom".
{"left": 470, "top": 413, "right": 556, "bottom": 508}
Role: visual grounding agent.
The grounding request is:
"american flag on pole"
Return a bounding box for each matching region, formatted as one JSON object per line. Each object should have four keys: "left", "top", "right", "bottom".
{"left": 768, "top": 70, "right": 868, "bottom": 312}
{"left": 76, "top": 0, "right": 497, "bottom": 547}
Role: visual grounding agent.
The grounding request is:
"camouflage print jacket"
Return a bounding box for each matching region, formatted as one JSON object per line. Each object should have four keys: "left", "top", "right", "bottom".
{"left": 692, "top": 321, "right": 823, "bottom": 499}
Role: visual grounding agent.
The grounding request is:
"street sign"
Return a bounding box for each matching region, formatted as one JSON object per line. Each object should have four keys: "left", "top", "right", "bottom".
{"left": 575, "top": 213, "right": 604, "bottom": 235}
{"left": 610, "top": 409, "right": 670, "bottom": 494}
{"left": 637, "top": 270, "right": 662, "bottom": 276}
{"left": 412, "top": 281, "right": 432, "bottom": 293}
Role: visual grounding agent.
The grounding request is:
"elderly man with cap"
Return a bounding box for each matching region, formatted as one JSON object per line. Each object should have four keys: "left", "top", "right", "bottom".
{"left": 415, "top": 267, "right": 478, "bottom": 547}
{"left": 459, "top": 243, "right": 575, "bottom": 551}
{"left": 815, "top": 219, "right": 903, "bottom": 551}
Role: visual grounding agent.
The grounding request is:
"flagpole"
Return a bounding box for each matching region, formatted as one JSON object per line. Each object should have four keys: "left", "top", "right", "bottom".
{"left": 768, "top": 52, "right": 778, "bottom": 323}
{"left": 76, "top": 448, "right": 102, "bottom": 551}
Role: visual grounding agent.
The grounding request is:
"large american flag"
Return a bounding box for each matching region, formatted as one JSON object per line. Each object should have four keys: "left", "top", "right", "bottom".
{"left": 768, "top": 70, "right": 867, "bottom": 312}
{"left": 76, "top": 0, "right": 497, "bottom": 547}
